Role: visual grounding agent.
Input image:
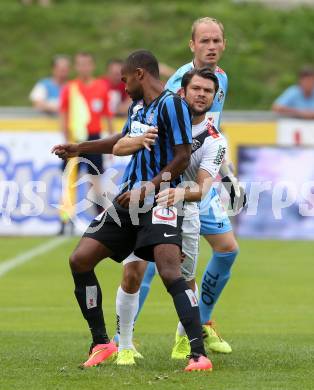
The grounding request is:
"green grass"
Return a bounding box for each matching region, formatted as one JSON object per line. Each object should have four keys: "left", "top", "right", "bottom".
{"left": 0, "top": 0, "right": 314, "bottom": 108}
{"left": 0, "top": 237, "right": 313, "bottom": 389}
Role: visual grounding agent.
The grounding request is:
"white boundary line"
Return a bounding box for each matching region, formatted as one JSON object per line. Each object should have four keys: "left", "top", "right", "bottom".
{"left": 0, "top": 237, "right": 68, "bottom": 278}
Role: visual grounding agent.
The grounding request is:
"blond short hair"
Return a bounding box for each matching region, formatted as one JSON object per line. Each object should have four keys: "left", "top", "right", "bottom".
{"left": 191, "top": 17, "right": 225, "bottom": 41}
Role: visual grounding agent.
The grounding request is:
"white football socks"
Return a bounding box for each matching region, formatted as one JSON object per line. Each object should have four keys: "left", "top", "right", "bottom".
{"left": 116, "top": 286, "right": 139, "bottom": 352}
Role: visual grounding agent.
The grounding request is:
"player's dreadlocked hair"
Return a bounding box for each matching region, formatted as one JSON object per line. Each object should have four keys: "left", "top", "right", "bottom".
{"left": 181, "top": 67, "right": 219, "bottom": 95}
{"left": 124, "top": 50, "right": 160, "bottom": 78}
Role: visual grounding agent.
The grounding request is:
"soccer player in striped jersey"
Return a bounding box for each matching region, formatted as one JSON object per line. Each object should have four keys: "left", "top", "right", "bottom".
{"left": 135, "top": 17, "right": 243, "bottom": 355}
{"left": 53, "top": 50, "right": 212, "bottom": 372}
{"left": 113, "top": 68, "right": 227, "bottom": 365}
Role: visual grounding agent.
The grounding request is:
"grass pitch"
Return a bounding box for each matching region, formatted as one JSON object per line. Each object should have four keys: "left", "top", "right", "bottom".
{"left": 0, "top": 237, "right": 313, "bottom": 390}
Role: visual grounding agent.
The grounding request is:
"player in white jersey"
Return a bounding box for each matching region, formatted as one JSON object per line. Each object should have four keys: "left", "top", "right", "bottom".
{"left": 113, "top": 68, "right": 227, "bottom": 366}
{"left": 134, "top": 17, "right": 244, "bottom": 357}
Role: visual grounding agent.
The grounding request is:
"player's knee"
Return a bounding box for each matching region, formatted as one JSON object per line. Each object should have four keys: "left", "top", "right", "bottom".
{"left": 158, "top": 270, "right": 178, "bottom": 288}
{"left": 69, "top": 250, "right": 90, "bottom": 273}
{"left": 157, "top": 261, "right": 181, "bottom": 288}
{"left": 121, "top": 267, "right": 142, "bottom": 293}
{"left": 214, "top": 238, "right": 239, "bottom": 254}
{"left": 154, "top": 245, "right": 182, "bottom": 287}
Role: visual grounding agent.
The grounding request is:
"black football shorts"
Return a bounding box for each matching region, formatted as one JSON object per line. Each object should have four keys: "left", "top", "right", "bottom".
{"left": 83, "top": 200, "right": 183, "bottom": 262}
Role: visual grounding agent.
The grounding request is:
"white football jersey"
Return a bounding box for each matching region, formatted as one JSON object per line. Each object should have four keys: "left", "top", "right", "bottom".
{"left": 182, "top": 117, "right": 227, "bottom": 219}
{"left": 184, "top": 117, "right": 227, "bottom": 183}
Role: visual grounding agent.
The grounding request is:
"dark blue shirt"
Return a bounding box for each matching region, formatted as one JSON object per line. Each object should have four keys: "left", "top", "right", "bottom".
{"left": 120, "top": 90, "right": 192, "bottom": 193}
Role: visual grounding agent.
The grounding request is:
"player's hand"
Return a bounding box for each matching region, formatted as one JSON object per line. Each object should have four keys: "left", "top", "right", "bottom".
{"left": 155, "top": 188, "right": 185, "bottom": 207}
{"left": 141, "top": 128, "right": 158, "bottom": 151}
{"left": 221, "top": 174, "right": 247, "bottom": 212}
{"left": 51, "top": 143, "right": 80, "bottom": 160}
{"left": 116, "top": 188, "right": 146, "bottom": 208}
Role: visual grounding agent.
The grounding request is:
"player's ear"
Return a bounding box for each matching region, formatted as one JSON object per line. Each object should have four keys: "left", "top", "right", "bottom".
{"left": 189, "top": 39, "right": 195, "bottom": 54}
{"left": 223, "top": 38, "right": 227, "bottom": 51}
{"left": 178, "top": 87, "right": 185, "bottom": 98}
{"left": 136, "top": 68, "right": 145, "bottom": 80}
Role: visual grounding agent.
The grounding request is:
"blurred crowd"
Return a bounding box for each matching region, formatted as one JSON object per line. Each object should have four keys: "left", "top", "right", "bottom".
{"left": 29, "top": 54, "right": 132, "bottom": 125}
{"left": 29, "top": 54, "right": 314, "bottom": 127}
{"left": 29, "top": 53, "right": 175, "bottom": 126}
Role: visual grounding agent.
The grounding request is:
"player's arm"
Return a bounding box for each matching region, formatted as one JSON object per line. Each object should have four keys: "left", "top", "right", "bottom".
{"left": 52, "top": 134, "right": 123, "bottom": 159}
{"left": 116, "top": 143, "right": 191, "bottom": 207}
{"left": 112, "top": 128, "right": 158, "bottom": 156}
{"left": 54, "top": 100, "right": 127, "bottom": 159}
{"left": 156, "top": 168, "right": 213, "bottom": 206}
{"left": 151, "top": 143, "right": 191, "bottom": 190}
{"left": 157, "top": 136, "right": 227, "bottom": 206}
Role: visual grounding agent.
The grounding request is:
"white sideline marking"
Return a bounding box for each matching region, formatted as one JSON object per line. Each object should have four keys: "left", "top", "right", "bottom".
{"left": 0, "top": 237, "right": 68, "bottom": 278}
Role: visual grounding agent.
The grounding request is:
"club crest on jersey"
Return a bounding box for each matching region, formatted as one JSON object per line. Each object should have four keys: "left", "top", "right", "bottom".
{"left": 217, "top": 88, "right": 224, "bottom": 103}
{"left": 147, "top": 111, "right": 155, "bottom": 125}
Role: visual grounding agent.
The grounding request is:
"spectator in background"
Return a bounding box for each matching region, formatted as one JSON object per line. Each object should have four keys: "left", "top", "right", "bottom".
{"left": 103, "top": 59, "right": 131, "bottom": 116}
{"left": 29, "top": 55, "right": 70, "bottom": 115}
{"left": 59, "top": 52, "right": 113, "bottom": 234}
{"left": 272, "top": 66, "right": 314, "bottom": 119}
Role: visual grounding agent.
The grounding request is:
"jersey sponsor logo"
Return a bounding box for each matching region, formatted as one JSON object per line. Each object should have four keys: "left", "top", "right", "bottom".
{"left": 147, "top": 111, "right": 155, "bottom": 125}
{"left": 152, "top": 205, "right": 177, "bottom": 227}
{"left": 201, "top": 271, "right": 219, "bottom": 306}
{"left": 129, "top": 120, "right": 151, "bottom": 138}
{"left": 213, "top": 145, "right": 226, "bottom": 165}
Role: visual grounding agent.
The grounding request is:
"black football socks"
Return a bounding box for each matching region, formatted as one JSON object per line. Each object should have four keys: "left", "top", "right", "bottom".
{"left": 167, "top": 277, "right": 206, "bottom": 356}
{"left": 72, "top": 270, "right": 109, "bottom": 345}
